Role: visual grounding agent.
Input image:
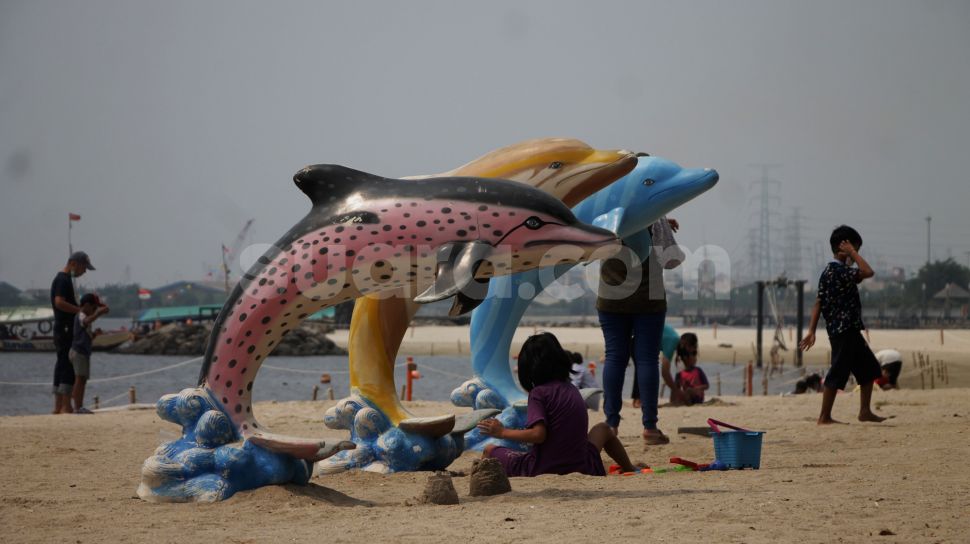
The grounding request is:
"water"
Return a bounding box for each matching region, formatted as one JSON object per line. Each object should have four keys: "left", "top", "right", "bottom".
{"left": 0, "top": 352, "right": 800, "bottom": 416}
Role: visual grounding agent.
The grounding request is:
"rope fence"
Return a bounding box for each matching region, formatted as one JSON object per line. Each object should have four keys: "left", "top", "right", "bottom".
{"left": 0, "top": 357, "right": 202, "bottom": 386}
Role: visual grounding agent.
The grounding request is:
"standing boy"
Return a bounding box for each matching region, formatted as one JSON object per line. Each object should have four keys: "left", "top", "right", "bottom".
{"left": 799, "top": 226, "right": 886, "bottom": 424}
{"left": 71, "top": 293, "right": 109, "bottom": 413}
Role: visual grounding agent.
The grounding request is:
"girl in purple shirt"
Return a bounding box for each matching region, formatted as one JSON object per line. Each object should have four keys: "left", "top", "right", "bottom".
{"left": 478, "top": 333, "right": 639, "bottom": 477}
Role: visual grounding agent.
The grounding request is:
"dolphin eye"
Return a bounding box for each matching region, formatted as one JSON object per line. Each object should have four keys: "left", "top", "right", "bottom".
{"left": 548, "top": 161, "right": 563, "bottom": 169}
{"left": 643, "top": 178, "right": 655, "bottom": 186}
{"left": 524, "top": 216, "right": 543, "bottom": 230}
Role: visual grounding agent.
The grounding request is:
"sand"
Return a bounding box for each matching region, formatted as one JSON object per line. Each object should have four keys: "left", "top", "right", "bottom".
{"left": 1, "top": 388, "right": 968, "bottom": 543}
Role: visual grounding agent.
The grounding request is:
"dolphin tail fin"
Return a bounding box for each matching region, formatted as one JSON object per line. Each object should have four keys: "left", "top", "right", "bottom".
{"left": 451, "top": 408, "right": 501, "bottom": 435}
{"left": 248, "top": 430, "right": 356, "bottom": 462}
{"left": 398, "top": 414, "right": 456, "bottom": 438}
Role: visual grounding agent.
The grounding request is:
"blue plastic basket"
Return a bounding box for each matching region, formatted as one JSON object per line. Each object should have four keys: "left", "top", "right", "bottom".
{"left": 708, "top": 419, "right": 764, "bottom": 469}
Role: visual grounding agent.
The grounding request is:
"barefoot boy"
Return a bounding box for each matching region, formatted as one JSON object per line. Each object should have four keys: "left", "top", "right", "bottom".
{"left": 799, "top": 226, "right": 886, "bottom": 424}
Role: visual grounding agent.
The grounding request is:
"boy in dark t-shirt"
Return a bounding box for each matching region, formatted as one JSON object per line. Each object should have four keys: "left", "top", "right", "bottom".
{"left": 799, "top": 226, "right": 886, "bottom": 425}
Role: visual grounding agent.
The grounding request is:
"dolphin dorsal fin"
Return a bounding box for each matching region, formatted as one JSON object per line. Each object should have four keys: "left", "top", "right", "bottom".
{"left": 292, "top": 164, "right": 387, "bottom": 206}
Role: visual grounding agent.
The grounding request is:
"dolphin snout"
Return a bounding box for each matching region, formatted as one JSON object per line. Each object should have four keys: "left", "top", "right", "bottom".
{"left": 702, "top": 169, "right": 720, "bottom": 186}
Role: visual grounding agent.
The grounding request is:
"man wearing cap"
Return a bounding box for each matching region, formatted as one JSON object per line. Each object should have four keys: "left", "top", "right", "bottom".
{"left": 50, "top": 252, "right": 95, "bottom": 414}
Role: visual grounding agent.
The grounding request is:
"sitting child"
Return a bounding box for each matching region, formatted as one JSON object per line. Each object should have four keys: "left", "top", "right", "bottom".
{"left": 673, "top": 333, "right": 709, "bottom": 405}
{"left": 568, "top": 351, "right": 601, "bottom": 411}
{"left": 793, "top": 373, "right": 824, "bottom": 394}
{"left": 478, "top": 332, "right": 639, "bottom": 477}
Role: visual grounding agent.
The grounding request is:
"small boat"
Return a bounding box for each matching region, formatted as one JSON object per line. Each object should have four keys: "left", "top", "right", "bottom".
{"left": 0, "top": 306, "right": 56, "bottom": 352}
{"left": 0, "top": 306, "right": 131, "bottom": 352}
{"left": 92, "top": 329, "right": 133, "bottom": 351}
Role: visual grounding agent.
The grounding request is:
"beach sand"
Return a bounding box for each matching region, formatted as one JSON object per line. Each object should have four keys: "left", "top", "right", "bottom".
{"left": 1, "top": 389, "right": 968, "bottom": 543}
{"left": 329, "top": 325, "right": 970, "bottom": 388}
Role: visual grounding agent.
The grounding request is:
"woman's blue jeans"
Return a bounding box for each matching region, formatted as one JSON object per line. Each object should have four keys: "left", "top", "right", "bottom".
{"left": 598, "top": 310, "right": 666, "bottom": 429}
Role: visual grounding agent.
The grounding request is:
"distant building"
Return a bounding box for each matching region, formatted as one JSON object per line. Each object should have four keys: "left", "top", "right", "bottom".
{"left": 148, "top": 281, "right": 227, "bottom": 307}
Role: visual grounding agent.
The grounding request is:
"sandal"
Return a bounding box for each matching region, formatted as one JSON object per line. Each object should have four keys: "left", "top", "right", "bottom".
{"left": 642, "top": 429, "right": 670, "bottom": 445}
{"left": 76, "top": 407, "right": 94, "bottom": 415}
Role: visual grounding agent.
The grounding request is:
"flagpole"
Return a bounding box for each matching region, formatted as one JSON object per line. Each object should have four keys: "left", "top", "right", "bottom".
{"left": 221, "top": 245, "right": 230, "bottom": 295}
{"left": 68, "top": 216, "right": 73, "bottom": 256}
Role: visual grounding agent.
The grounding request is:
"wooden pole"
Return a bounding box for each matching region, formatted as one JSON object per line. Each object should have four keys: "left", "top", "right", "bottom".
{"left": 406, "top": 356, "right": 416, "bottom": 401}
{"left": 93, "top": 396, "right": 100, "bottom": 409}
{"left": 400, "top": 384, "right": 406, "bottom": 400}
{"left": 713, "top": 321, "right": 717, "bottom": 340}
{"left": 940, "top": 328, "right": 944, "bottom": 346}
{"left": 762, "top": 371, "right": 768, "bottom": 396}
{"left": 457, "top": 339, "right": 462, "bottom": 354}
{"left": 747, "top": 362, "right": 753, "bottom": 397}
{"left": 716, "top": 373, "right": 721, "bottom": 396}
{"left": 319, "top": 373, "right": 332, "bottom": 401}
{"left": 796, "top": 280, "right": 805, "bottom": 367}
{"left": 128, "top": 386, "right": 136, "bottom": 404}
{"left": 756, "top": 281, "right": 765, "bottom": 368}
{"left": 732, "top": 351, "right": 737, "bottom": 367}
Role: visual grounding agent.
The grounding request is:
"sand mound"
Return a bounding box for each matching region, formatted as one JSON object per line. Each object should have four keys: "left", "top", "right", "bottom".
{"left": 469, "top": 457, "right": 511, "bottom": 496}
{"left": 416, "top": 471, "right": 459, "bottom": 505}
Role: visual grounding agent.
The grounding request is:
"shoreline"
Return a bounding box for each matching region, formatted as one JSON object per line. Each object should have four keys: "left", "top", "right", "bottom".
{"left": 327, "top": 325, "right": 970, "bottom": 388}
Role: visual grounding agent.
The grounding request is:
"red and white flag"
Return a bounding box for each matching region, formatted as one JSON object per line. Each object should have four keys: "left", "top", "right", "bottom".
{"left": 69, "top": 213, "right": 81, "bottom": 221}
{"left": 138, "top": 288, "right": 152, "bottom": 300}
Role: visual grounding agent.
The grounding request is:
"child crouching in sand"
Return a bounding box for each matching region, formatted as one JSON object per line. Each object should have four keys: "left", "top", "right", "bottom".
{"left": 478, "top": 332, "right": 640, "bottom": 476}
{"left": 673, "top": 333, "right": 709, "bottom": 405}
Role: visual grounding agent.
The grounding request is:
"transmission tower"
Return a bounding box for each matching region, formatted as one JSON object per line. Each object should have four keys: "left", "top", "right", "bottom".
{"left": 784, "top": 207, "right": 804, "bottom": 280}
{"left": 748, "top": 164, "right": 783, "bottom": 280}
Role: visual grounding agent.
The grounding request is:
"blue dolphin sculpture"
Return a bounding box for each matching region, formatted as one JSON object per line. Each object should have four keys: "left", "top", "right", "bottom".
{"left": 451, "top": 155, "right": 719, "bottom": 450}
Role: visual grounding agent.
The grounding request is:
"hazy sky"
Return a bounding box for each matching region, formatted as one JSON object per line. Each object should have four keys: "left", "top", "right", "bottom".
{"left": 2, "top": 0, "right": 968, "bottom": 290}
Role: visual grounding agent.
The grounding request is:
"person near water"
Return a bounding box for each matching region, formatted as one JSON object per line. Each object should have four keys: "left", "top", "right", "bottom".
{"left": 70, "top": 293, "right": 110, "bottom": 413}
{"left": 50, "top": 251, "right": 95, "bottom": 414}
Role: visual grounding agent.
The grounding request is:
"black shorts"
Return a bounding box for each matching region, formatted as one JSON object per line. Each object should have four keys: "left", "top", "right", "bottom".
{"left": 824, "top": 330, "right": 881, "bottom": 390}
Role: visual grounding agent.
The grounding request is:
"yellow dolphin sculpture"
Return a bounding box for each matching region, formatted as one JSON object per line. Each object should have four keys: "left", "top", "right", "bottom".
{"left": 343, "top": 138, "right": 636, "bottom": 436}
